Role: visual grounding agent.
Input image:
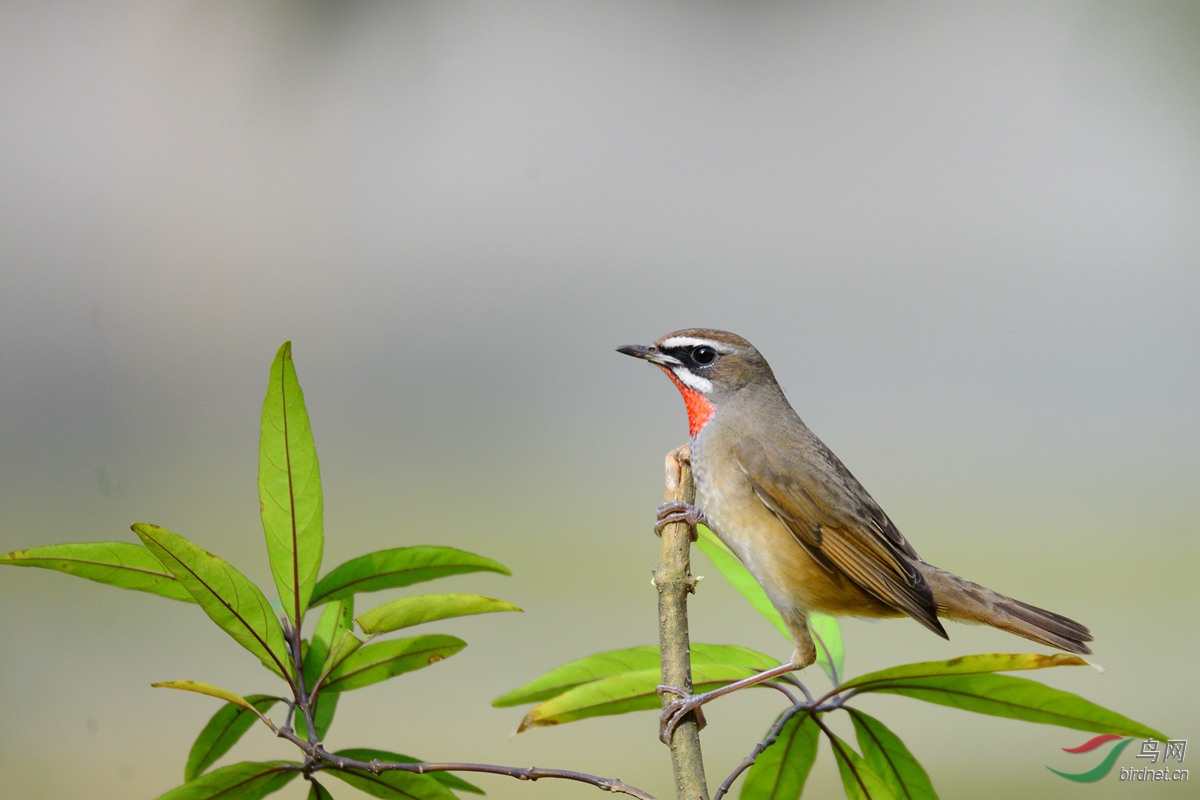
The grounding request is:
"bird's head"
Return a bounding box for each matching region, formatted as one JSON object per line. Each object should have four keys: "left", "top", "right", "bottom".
{"left": 617, "top": 328, "right": 774, "bottom": 437}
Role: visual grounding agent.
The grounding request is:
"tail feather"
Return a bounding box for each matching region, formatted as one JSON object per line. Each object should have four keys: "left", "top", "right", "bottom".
{"left": 919, "top": 564, "right": 1093, "bottom": 655}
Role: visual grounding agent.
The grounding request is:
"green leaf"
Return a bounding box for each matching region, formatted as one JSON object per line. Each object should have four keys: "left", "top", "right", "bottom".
{"left": 809, "top": 612, "right": 845, "bottom": 685}
{"left": 696, "top": 525, "right": 844, "bottom": 684}
{"left": 314, "top": 630, "right": 365, "bottom": 690}
{"left": 184, "top": 695, "right": 281, "bottom": 781}
{"left": 842, "top": 653, "right": 1166, "bottom": 741}
{"left": 259, "top": 341, "right": 323, "bottom": 629}
{"left": 357, "top": 594, "right": 521, "bottom": 635}
{"left": 516, "top": 662, "right": 763, "bottom": 731}
{"left": 0, "top": 542, "right": 195, "bottom": 602}
{"left": 827, "top": 732, "right": 898, "bottom": 800}
{"left": 133, "top": 523, "right": 293, "bottom": 681}
{"left": 326, "top": 758, "right": 458, "bottom": 800}
{"left": 848, "top": 710, "right": 937, "bottom": 800}
{"left": 493, "top": 643, "right": 779, "bottom": 707}
{"left": 299, "top": 598, "right": 354, "bottom": 741}
{"left": 741, "top": 711, "right": 820, "bottom": 800}
{"left": 695, "top": 526, "right": 789, "bottom": 638}
{"left": 307, "top": 779, "right": 335, "bottom": 800}
{"left": 305, "top": 598, "right": 355, "bottom": 692}
{"left": 310, "top": 546, "right": 510, "bottom": 607}
{"left": 333, "top": 749, "right": 483, "bottom": 795}
{"left": 154, "top": 761, "right": 299, "bottom": 800}
{"left": 323, "top": 635, "right": 465, "bottom": 693}
{"left": 859, "top": 671, "right": 1165, "bottom": 740}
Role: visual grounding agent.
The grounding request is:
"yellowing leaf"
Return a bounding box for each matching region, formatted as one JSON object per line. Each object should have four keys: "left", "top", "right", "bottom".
{"left": 357, "top": 593, "right": 521, "bottom": 635}
{"left": 0, "top": 542, "right": 194, "bottom": 602}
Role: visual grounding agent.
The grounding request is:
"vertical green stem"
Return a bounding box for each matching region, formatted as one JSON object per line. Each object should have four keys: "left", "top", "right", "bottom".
{"left": 656, "top": 445, "right": 710, "bottom": 800}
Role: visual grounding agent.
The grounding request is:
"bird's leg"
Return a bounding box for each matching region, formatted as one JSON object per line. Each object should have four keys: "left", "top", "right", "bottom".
{"left": 655, "top": 500, "right": 707, "bottom": 536}
{"left": 657, "top": 661, "right": 798, "bottom": 745}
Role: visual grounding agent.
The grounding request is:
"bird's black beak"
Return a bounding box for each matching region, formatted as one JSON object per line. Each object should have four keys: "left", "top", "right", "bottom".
{"left": 617, "top": 343, "right": 682, "bottom": 368}
{"left": 617, "top": 343, "right": 653, "bottom": 360}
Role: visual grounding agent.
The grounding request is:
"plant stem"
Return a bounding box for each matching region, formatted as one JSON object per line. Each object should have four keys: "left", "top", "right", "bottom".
{"left": 274, "top": 728, "right": 658, "bottom": 800}
{"left": 656, "top": 445, "right": 710, "bottom": 800}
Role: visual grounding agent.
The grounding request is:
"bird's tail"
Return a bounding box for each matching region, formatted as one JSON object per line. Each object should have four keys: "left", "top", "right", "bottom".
{"left": 918, "top": 564, "right": 1093, "bottom": 655}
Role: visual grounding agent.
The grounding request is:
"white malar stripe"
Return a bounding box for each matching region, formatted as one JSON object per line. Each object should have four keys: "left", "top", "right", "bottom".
{"left": 671, "top": 367, "right": 714, "bottom": 394}
{"left": 659, "top": 335, "right": 732, "bottom": 353}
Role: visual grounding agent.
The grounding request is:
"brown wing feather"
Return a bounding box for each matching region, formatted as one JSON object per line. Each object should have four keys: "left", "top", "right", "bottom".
{"left": 736, "top": 435, "right": 946, "bottom": 638}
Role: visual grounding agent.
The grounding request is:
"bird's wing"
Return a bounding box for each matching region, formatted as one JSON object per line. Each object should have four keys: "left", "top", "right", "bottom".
{"left": 735, "top": 438, "right": 946, "bottom": 638}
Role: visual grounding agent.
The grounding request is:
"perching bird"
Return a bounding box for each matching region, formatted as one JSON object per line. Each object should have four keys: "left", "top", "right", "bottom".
{"left": 618, "top": 328, "right": 1091, "bottom": 738}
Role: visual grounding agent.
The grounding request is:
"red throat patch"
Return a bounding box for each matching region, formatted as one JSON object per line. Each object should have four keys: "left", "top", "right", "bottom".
{"left": 658, "top": 366, "right": 715, "bottom": 437}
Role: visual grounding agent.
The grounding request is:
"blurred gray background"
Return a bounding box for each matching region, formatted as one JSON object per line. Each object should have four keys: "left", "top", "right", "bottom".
{"left": 2, "top": 3, "right": 1197, "bottom": 799}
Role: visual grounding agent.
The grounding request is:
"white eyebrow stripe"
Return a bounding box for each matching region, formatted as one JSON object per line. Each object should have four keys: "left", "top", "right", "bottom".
{"left": 670, "top": 367, "right": 714, "bottom": 394}
{"left": 659, "top": 336, "right": 730, "bottom": 353}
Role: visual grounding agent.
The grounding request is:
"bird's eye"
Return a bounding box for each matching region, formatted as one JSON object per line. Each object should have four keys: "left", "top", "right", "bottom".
{"left": 692, "top": 345, "right": 717, "bottom": 365}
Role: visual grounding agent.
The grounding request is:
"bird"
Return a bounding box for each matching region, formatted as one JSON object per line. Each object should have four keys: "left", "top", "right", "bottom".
{"left": 618, "top": 328, "right": 1092, "bottom": 739}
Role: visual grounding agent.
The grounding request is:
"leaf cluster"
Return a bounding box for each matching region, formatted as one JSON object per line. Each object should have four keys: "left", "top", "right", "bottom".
{"left": 495, "top": 525, "right": 1166, "bottom": 799}
{"left": 2, "top": 343, "right": 518, "bottom": 800}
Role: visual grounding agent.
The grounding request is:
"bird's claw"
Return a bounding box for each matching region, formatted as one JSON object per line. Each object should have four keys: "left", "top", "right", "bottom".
{"left": 657, "top": 684, "right": 707, "bottom": 744}
{"left": 655, "top": 500, "right": 706, "bottom": 537}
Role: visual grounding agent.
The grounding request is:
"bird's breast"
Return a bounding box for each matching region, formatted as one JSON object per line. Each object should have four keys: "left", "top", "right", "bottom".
{"left": 691, "top": 429, "right": 809, "bottom": 609}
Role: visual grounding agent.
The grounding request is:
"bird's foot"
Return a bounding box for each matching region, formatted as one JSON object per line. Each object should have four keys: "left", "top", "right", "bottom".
{"left": 656, "top": 661, "right": 801, "bottom": 744}
{"left": 655, "top": 500, "right": 706, "bottom": 537}
{"left": 656, "top": 685, "right": 708, "bottom": 744}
